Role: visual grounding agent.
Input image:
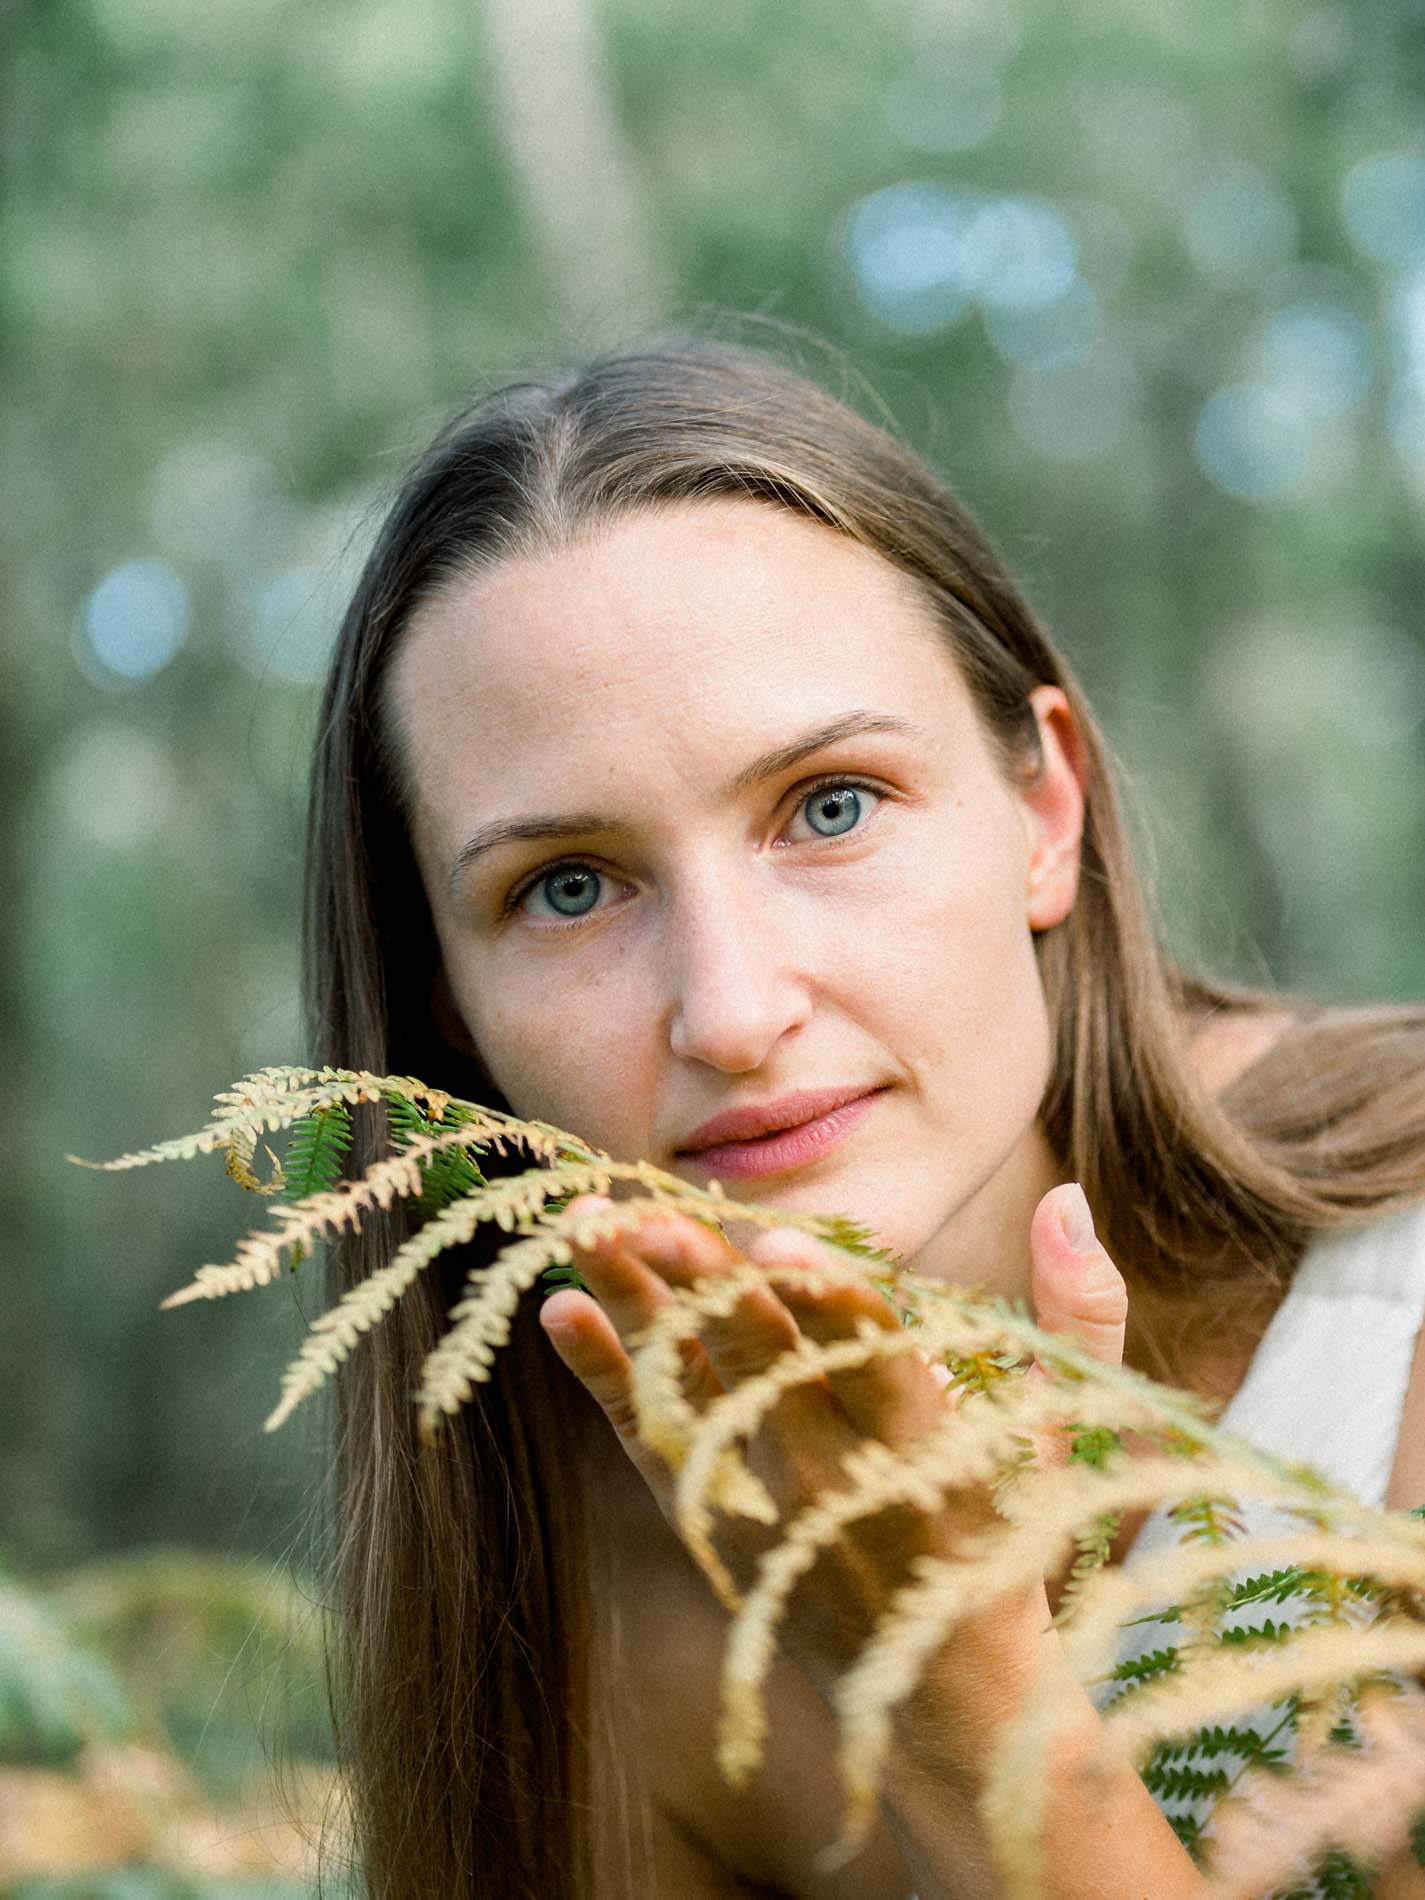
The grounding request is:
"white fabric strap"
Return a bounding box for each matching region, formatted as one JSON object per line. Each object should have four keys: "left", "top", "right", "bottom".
{"left": 1217, "top": 1195, "right": 1425, "bottom": 1507}
{"left": 1113, "top": 1198, "right": 1425, "bottom": 1679}
{"left": 917, "top": 1202, "right": 1425, "bottom": 1892}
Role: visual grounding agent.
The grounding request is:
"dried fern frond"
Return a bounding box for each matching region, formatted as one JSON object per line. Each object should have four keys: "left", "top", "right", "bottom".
{"left": 96, "top": 1073, "right": 1425, "bottom": 1897}
{"left": 93, "top": 1074, "right": 887, "bottom": 1427}
{"left": 222, "top": 1123, "right": 286, "bottom": 1195}
{"left": 414, "top": 1194, "right": 683, "bottom": 1431}
{"left": 72, "top": 1068, "right": 457, "bottom": 1170}
{"left": 163, "top": 1118, "right": 513, "bottom": 1307}
{"left": 1207, "top": 1687, "right": 1425, "bottom": 1897}
{"left": 263, "top": 1177, "right": 610, "bottom": 1432}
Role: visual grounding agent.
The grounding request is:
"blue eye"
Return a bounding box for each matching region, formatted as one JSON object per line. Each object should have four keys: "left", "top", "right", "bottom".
{"left": 799, "top": 782, "right": 870, "bottom": 838}
{"left": 525, "top": 864, "right": 603, "bottom": 919}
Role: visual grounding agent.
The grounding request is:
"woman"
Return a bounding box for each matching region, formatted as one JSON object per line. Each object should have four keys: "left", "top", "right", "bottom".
{"left": 307, "top": 338, "right": 1425, "bottom": 1897}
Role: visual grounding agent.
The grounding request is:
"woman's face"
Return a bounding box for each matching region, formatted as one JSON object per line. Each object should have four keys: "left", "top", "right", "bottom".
{"left": 388, "top": 499, "right": 1085, "bottom": 1290}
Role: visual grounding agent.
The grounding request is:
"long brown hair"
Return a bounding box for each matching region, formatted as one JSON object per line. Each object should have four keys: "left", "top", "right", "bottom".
{"left": 303, "top": 337, "right": 1425, "bottom": 1898}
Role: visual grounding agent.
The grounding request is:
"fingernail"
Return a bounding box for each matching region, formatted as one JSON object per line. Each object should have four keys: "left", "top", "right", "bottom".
{"left": 1059, "top": 1182, "right": 1097, "bottom": 1255}
{"left": 914, "top": 1350, "right": 953, "bottom": 1391}
{"left": 565, "top": 1193, "right": 612, "bottom": 1217}
{"left": 541, "top": 1311, "right": 577, "bottom": 1346}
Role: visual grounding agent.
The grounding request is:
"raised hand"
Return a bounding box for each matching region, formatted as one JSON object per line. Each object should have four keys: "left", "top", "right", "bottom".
{"left": 539, "top": 1180, "right": 1130, "bottom": 1681}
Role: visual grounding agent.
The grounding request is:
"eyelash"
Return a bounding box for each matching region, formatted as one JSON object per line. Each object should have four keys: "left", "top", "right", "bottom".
{"left": 782, "top": 773, "right": 885, "bottom": 843}
{"left": 505, "top": 774, "right": 887, "bottom": 928}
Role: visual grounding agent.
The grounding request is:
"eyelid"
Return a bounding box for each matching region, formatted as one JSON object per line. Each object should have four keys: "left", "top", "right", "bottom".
{"left": 502, "top": 772, "right": 889, "bottom": 925}
{"left": 505, "top": 862, "right": 592, "bottom": 919}
{"left": 780, "top": 772, "right": 887, "bottom": 840}
{"left": 504, "top": 857, "right": 620, "bottom": 925}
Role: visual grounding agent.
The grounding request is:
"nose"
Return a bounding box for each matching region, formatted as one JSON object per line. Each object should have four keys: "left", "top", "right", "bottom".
{"left": 665, "top": 876, "right": 814, "bottom": 1073}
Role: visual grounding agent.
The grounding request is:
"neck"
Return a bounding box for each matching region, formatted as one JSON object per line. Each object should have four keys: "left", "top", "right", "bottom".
{"left": 900, "top": 1110, "right": 1285, "bottom": 1412}
{"left": 906, "top": 1119, "right": 1061, "bottom": 1303}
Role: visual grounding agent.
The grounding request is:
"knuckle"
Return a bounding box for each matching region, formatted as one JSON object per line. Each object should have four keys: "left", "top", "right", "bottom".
{"left": 600, "top": 1385, "right": 642, "bottom": 1439}
{"left": 708, "top": 1335, "right": 780, "bottom": 1385}
{"left": 1074, "top": 1268, "right": 1129, "bottom": 1324}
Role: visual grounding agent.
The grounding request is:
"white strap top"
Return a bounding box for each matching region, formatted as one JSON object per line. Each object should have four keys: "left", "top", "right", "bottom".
{"left": 1214, "top": 1194, "right": 1425, "bottom": 1505}
{"left": 1119, "top": 1197, "right": 1425, "bottom": 1583}
{"left": 1102, "top": 1198, "right": 1425, "bottom": 1878}
{"left": 905, "top": 1205, "right": 1425, "bottom": 1899}
{"left": 905, "top": 1205, "right": 1425, "bottom": 1900}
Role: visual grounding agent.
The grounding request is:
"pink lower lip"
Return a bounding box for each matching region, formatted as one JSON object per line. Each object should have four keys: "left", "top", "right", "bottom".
{"left": 679, "top": 1089, "right": 885, "bottom": 1180}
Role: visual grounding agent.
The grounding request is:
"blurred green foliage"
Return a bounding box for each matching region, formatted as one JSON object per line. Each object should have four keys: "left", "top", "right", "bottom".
{"left": 0, "top": 1553, "right": 330, "bottom": 1893}
{"left": 3, "top": 0, "right": 1423, "bottom": 1580}
{"left": 49, "top": 1550, "right": 332, "bottom": 1799}
{"left": 0, "top": 1571, "right": 135, "bottom": 1769}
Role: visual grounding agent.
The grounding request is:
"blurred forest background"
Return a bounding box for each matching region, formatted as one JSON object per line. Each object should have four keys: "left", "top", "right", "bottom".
{"left": 3, "top": 0, "right": 1424, "bottom": 1886}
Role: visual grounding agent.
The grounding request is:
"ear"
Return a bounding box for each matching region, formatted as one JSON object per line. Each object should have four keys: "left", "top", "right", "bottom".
{"left": 1017, "top": 685, "right": 1087, "bottom": 932}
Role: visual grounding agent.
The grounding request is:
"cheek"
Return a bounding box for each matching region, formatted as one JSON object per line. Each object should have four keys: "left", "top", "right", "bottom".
{"left": 871, "top": 826, "right": 1048, "bottom": 1073}
{"left": 446, "top": 951, "right": 650, "bottom": 1137}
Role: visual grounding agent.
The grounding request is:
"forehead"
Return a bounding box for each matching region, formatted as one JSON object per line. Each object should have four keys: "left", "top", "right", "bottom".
{"left": 388, "top": 499, "right": 969, "bottom": 845}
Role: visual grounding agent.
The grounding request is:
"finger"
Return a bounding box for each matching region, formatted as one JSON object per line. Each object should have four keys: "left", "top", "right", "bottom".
{"left": 568, "top": 1200, "right": 835, "bottom": 1482}
{"left": 745, "top": 1227, "right": 899, "bottom": 1334}
{"left": 539, "top": 1289, "right": 722, "bottom": 1485}
{"left": 1029, "top": 1183, "right": 1128, "bottom": 1369}
{"left": 746, "top": 1228, "right": 952, "bottom": 1442}
{"left": 561, "top": 1195, "right": 727, "bottom": 1408}
{"left": 564, "top": 1194, "right": 693, "bottom": 1343}
{"left": 540, "top": 1289, "right": 658, "bottom": 1464}
{"left": 1022, "top": 1185, "right": 1129, "bottom": 1481}
{"left": 627, "top": 1216, "right": 875, "bottom": 1515}
{"left": 631, "top": 1211, "right": 812, "bottom": 1389}
{"left": 566, "top": 1199, "right": 833, "bottom": 1460}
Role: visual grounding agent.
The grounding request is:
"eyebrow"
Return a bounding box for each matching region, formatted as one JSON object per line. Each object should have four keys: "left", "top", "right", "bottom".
{"left": 447, "top": 709, "right": 923, "bottom": 894}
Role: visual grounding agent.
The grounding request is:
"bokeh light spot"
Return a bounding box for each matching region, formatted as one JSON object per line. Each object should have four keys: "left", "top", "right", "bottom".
{"left": 984, "top": 279, "right": 1099, "bottom": 369}
{"left": 1184, "top": 167, "right": 1297, "bottom": 284}
{"left": 1262, "top": 302, "right": 1373, "bottom": 421}
{"left": 76, "top": 560, "right": 190, "bottom": 685}
{"left": 1343, "top": 151, "right": 1425, "bottom": 267}
{"left": 1194, "top": 387, "right": 1312, "bottom": 500}
{"left": 241, "top": 566, "right": 339, "bottom": 684}
{"left": 961, "top": 197, "right": 1079, "bottom": 311}
{"left": 1388, "top": 266, "right": 1425, "bottom": 390}
{"left": 1387, "top": 386, "right": 1425, "bottom": 477}
{"left": 46, "top": 721, "right": 181, "bottom": 849}
{"left": 844, "top": 186, "right": 1082, "bottom": 335}
{"left": 844, "top": 183, "right": 979, "bottom": 334}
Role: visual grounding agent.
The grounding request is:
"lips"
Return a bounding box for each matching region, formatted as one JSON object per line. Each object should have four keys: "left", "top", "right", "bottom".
{"left": 675, "top": 1085, "right": 883, "bottom": 1155}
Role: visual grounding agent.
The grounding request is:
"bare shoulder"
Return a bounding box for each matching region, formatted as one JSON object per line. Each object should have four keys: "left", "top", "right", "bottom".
{"left": 1185, "top": 1000, "right": 1425, "bottom": 1510}
{"left": 1186, "top": 1003, "right": 1297, "bottom": 1096}
{"left": 1387, "top": 1303, "right": 1425, "bottom": 1513}
{"left": 1191, "top": 994, "right": 1425, "bottom": 1101}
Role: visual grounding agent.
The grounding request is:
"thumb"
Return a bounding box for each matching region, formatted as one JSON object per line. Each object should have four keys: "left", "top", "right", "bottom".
{"left": 1029, "top": 1182, "right": 1128, "bottom": 1369}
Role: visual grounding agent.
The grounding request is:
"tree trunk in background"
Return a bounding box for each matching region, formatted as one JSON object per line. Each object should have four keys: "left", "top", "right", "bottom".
{"left": 478, "top": 0, "right": 669, "bottom": 346}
